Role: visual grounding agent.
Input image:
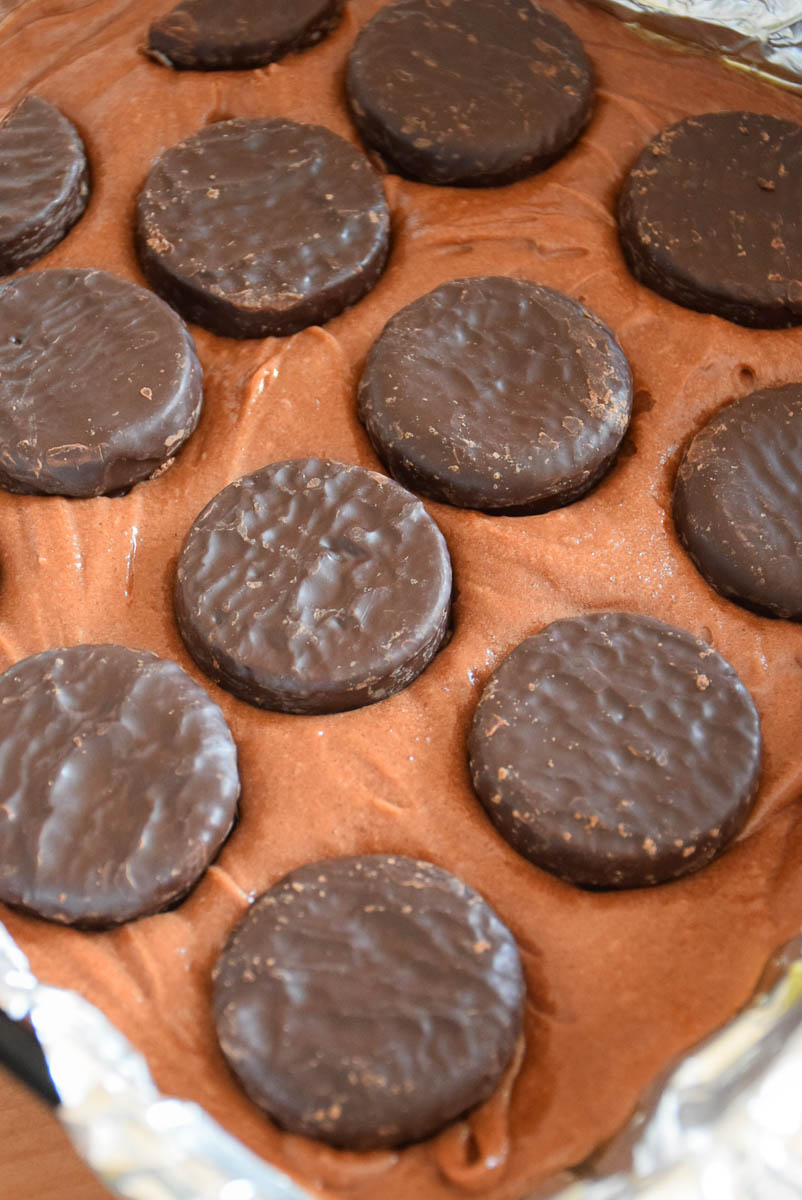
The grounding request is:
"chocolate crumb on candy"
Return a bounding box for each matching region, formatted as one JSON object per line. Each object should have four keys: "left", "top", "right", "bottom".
{"left": 0, "top": 644, "right": 240, "bottom": 928}
{"left": 469, "top": 612, "right": 762, "bottom": 889}
{"left": 0, "top": 268, "right": 202, "bottom": 497}
{"left": 175, "top": 458, "right": 453, "bottom": 713}
{"left": 135, "top": 117, "right": 390, "bottom": 338}
{"left": 213, "top": 855, "right": 525, "bottom": 1149}
{"left": 673, "top": 384, "right": 802, "bottom": 621}
{"left": 0, "top": 94, "right": 89, "bottom": 275}
{"left": 358, "top": 276, "right": 632, "bottom": 513}
{"left": 346, "top": 0, "right": 594, "bottom": 186}
{"left": 618, "top": 111, "right": 802, "bottom": 327}
{"left": 147, "top": 0, "right": 345, "bottom": 70}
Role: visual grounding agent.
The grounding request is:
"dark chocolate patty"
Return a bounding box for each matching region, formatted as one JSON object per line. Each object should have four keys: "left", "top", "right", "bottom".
{"left": 175, "top": 458, "right": 453, "bottom": 713}
{"left": 135, "top": 118, "right": 390, "bottom": 338}
{"left": 673, "top": 385, "right": 802, "bottom": 620}
{"left": 0, "top": 268, "right": 202, "bottom": 497}
{"left": 618, "top": 111, "right": 802, "bottom": 328}
{"left": 469, "top": 613, "right": 761, "bottom": 889}
{"left": 358, "top": 276, "right": 632, "bottom": 513}
{"left": 213, "top": 855, "right": 525, "bottom": 1149}
{"left": 345, "top": 0, "right": 593, "bottom": 187}
{"left": 147, "top": 0, "right": 345, "bottom": 70}
{"left": 0, "top": 645, "right": 240, "bottom": 928}
{"left": 0, "top": 95, "right": 89, "bottom": 276}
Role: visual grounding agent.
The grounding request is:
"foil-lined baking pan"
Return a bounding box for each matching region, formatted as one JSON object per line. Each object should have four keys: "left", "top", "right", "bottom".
{"left": 587, "top": 0, "right": 802, "bottom": 90}
{"left": 2, "top": 3, "right": 802, "bottom": 1199}
{"left": 3, "top": 915, "right": 802, "bottom": 1200}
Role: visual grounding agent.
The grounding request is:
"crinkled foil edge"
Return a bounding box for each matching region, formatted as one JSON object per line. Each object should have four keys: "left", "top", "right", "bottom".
{"left": 587, "top": 0, "right": 802, "bottom": 89}
{"left": 3, "top": 920, "right": 802, "bottom": 1199}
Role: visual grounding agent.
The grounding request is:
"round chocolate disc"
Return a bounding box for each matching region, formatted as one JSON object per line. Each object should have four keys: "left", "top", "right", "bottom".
{"left": 135, "top": 118, "right": 390, "bottom": 338}
{"left": 358, "top": 277, "right": 632, "bottom": 513}
{"left": 345, "top": 0, "right": 593, "bottom": 187}
{"left": 0, "top": 644, "right": 240, "bottom": 928}
{"left": 175, "top": 458, "right": 452, "bottom": 713}
{"left": 618, "top": 111, "right": 802, "bottom": 328}
{"left": 0, "top": 95, "right": 89, "bottom": 276}
{"left": 147, "top": 0, "right": 345, "bottom": 70}
{"left": 468, "top": 613, "right": 761, "bottom": 889}
{"left": 213, "top": 855, "right": 524, "bottom": 1149}
{"left": 0, "top": 268, "right": 202, "bottom": 497}
{"left": 673, "top": 385, "right": 802, "bottom": 620}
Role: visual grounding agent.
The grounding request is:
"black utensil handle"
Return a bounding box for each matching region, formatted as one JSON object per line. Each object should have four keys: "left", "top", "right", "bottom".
{"left": 0, "top": 1008, "right": 60, "bottom": 1106}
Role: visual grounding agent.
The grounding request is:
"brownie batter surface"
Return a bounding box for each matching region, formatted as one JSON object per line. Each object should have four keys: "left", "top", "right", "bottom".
{"left": 2, "top": 2, "right": 802, "bottom": 1199}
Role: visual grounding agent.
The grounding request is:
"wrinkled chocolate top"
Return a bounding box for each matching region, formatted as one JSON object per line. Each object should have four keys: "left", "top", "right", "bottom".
{"left": 358, "top": 276, "right": 632, "bottom": 512}
{"left": 618, "top": 111, "right": 802, "bottom": 328}
{"left": 4, "top": 2, "right": 802, "bottom": 1198}
{"left": 0, "top": 644, "right": 239, "bottom": 928}
{"left": 214, "top": 855, "right": 524, "bottom": 1150}
{"left": 0, "top": 94, "right": 88, "bottom": 275}
{"left": 0, "top": 268, "right": 202, "bottom": 496}
{"left": 346, "top": 0, "right": 593, "bottom": 186}
{"left": 147, "top": 0, "right": 345, "bottom": 70}
{"left": 136, "top": 117, "right": 390, "bottom": 338}
{"left": 176, "top": 458, "right": 452, "bottom": 713}
{"left": 673, "top": 384, "right": 802, "bottom": 620}
{"left": 469, "top": 612, "right": 762, "bottom": 889}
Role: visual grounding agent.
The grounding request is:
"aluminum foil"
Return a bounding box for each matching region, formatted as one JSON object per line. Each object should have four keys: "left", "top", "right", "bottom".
{"left": 587, "top": 0, "right": 802, "bottom": 90}
{"left": 2, "top": 918, "right": 802, "bottom": 1200}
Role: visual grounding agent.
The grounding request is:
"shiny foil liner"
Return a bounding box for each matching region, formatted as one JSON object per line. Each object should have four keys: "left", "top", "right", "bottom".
{"left": 587, "top": 0, "right": 802, "bottom": 90}
{"left": 3, "top": 918, "right": 802, "bottom": 1199}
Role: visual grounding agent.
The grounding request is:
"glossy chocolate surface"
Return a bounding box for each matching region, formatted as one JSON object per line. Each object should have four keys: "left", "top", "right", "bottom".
{"left": 0, "top": 644, "right": 239, "bottom": 928}
{"left": 358, "top": 276, "right": 632, "bottom": 512}
{"left": 0, "top": 268, "right": 202, "bottom": 496}
{"left": 148, "top": 0, "right": 345, "bottom": 70}
{"left": 0, "top": 95, "right": 88, "bottom": 275}
{"left": 214, "top": 855, "right": 524, "bottom": 1149}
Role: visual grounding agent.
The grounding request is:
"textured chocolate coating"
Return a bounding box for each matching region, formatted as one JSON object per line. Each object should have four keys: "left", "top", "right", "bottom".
{"left": 135, "top": 118, "right": 390, "bottom": 338}
{"left": 618, "top": 111, "right": 802, "bottom": 328}
{"left": 175, "top": 458, "right": 452, "bottom": 713}
{"left": 213, "top": 855, "right": 525, "bottom": 1149}
{"left": 147, "top": 0, "right": 345, "bottom": 69}
{"left": 0, "top": 268, "right": 202, "bottom": 497}
{"left": 673, "top": 385, "right": 802, "bottom": 621}
{"left": 0, "top": 95, "right": 89, "bottom": 276}
{"left": 0, "top": 644, "right": 240, "bottom": 928}
{"left": 346, "top": 0, "right": 593, "bottom": 187}
{"left": 358, "top": 276, "right": 632, "bottom": 513}
{"left": 469, "top": 613, "right": 762, "bottom": 889}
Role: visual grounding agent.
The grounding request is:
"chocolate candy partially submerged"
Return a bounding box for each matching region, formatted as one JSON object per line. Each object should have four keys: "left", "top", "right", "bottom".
{"left": 469, "top": 613, "right": 761, "bottom": 889}
{"left": 346, "top": 0, "right": 593, "bottom": 186}
{"left": 0, "top": 268, "right": 202, "bottom": 497}
{"left": 175, "top": 458, "right": 452, "bottom": 713}
{"left": 673, "top": 385, "right": 802, "bottom": 620}
{"left": 0, "top": 645, "right": 239, "bottom": 928}
{"left": 358, "top": 277, "right": 632, "bottom": 513}
{"left": 213, "top": 855, "right": 524, "bottom": 1149}
{"left": 0, "top": 94, "right": 89, "bottom": 275}
{"left": 136, "top": 118, "right": 390, "bottom": 338}
{"left": 147, "top": 0, "right": 345, "bottom": 70}
{"left": 618, "top": 111, "right": 802, "bottom": 328}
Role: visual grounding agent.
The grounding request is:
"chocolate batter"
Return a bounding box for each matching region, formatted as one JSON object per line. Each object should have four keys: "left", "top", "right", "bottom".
{"left": 2, "top": 2, "right": 802, "bottom": 1199}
